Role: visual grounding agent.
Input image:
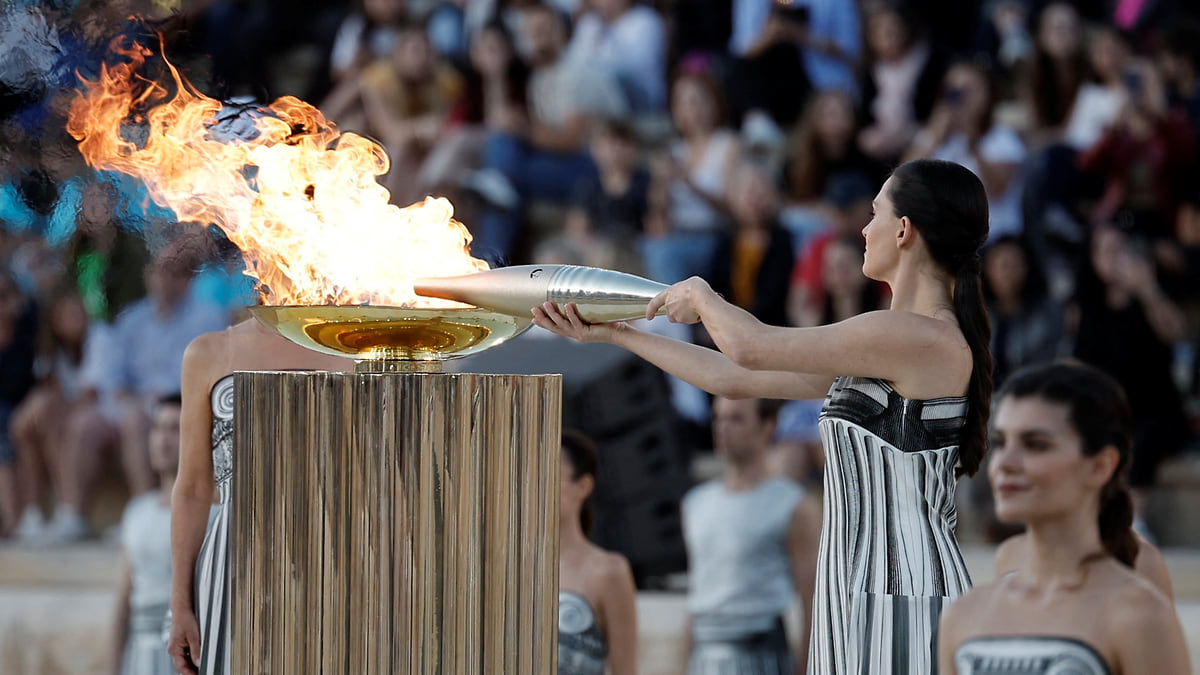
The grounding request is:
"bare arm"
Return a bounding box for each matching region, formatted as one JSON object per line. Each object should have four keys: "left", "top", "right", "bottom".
{"left": 532, "top": 302, "right": 835, "bottom": 400}
{"left": 648, "top": 278, "right": 971, "bottom": 398}
{"left": 603, "top": 555, "right": 640, "bottom": 675}
{"left": 786, "top": 495, "right": 822, "bottom": 674}
{"left": 110, "top": 555, "right": 132, "bottom": 675}
{"left": 167, "top": 335, "right": 220, "bottom": 675}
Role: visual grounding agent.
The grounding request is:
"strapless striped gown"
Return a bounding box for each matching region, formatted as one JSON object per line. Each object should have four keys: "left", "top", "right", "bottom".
{"left": 809, "top": 376, "right": 972, "bottom": 674}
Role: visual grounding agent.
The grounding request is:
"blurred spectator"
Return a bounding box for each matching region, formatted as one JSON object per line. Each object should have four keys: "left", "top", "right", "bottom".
{"left": 328, "top": 0, "right": 408, "bottom": 83}
{"left": 417, "top": 20, "right": 530, "bottom": 193}
{"left": 786, "top": 170, "right": 876, "bottom": 328}
{"left": 1019, "top": 2, "right": 1087, "bottom": 146}
{"left": 9, "top": 285, "right": 89, "bottom": 542}
{"left": 784, "top": 90, "right": 884, "bottom": 209}
{"left": 792, "top": 235, "right": 884, "bottom": 329}
{"left": 322, "top": 21, "right": 465, "bottom": 205}
{"left": 857, "top": 2, "right": 949, "bottom": 164}
{"left": 982, "top": 235, "right": 1066, "bottom": 387}
{"left": 111, "top": 394, "right": 179, "bottom": 675}
{"left": 682, "top": 396, "right": 820, "bottom": 673}
{"left": 726, "top": 0, "right": 810, "bottom": 127}
{"left": 707, "top": 160, "right": 794, "bottom": 328}
{"left": 1077, "top": 58, "right": 1197, "bottom": 240}
{"left": 0, "top": 269, "right": 36, "bottom": 538}
{"left": 770, "top": 397, "right": 824, "bottom": 488}
{"left": 465, "top": 3, "right": 627, "bottom": 262}
{"left": 1070, "top": 224, "right": 1190, "bottom": 539}
{"left": 1061, "top": 26, "right": 1132, "bottom": 152}
{"left": 1158, "top": 17, "right": 1200, "bottom": 135}
{"left": 904, "top": 60, "right": 1027, "bottom": 240}
{"left": 563, "top": 0, "right": 668, "bottom": 113}
{"left": 971, "top": 1, "right": 1034, "bottom": 90}
{"left": 63, "top": 176, "right": 151, "bottom": 322}
{"left": 45, "top": 245, "right": 228, "bottom": 543}
{"left": 643, "top": 70, "right": 739, "bottom": 284}
{"left": 781, "top": 90, "right": 885, "bottom": 255}
{"left": 559, "top": 118, "right": 651, "bottom": 272}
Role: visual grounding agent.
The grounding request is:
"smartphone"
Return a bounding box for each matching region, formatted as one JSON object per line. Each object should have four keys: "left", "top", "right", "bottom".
{"left": 943, "top": 87, "right": 965, "bottom": 106}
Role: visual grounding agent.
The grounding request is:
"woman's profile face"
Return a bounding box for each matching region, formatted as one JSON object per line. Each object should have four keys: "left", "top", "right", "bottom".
{"left": 1090, "top": 226, "right": 1124, "bottom": 285}
{"left": 988, "top": 396, "right": 1098, "bottom": 525}
{"left": 861, "top": 178, "right": 901, "bottom": 281}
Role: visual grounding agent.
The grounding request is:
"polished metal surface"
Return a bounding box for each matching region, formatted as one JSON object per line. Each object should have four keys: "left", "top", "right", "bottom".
{"left": 248, "top": 305, "right": 532, "bottom": 369}
{"left": 414, "top": 264, "right": 669, "bottom": 323}
{"left": 231, "top": 371, "right": 561, "bottom": 673}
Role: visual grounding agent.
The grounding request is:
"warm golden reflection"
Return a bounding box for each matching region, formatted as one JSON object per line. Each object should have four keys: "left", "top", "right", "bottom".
{"left": 249, "top": 305, "right": 531, "bottom": 367}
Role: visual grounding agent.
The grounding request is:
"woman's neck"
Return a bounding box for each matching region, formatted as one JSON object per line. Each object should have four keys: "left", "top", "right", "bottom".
{"left": 886, "top": 263, "right": 955, "bottom": 319}
{"left": 1019, "top": 510, "right": 1107, "bottom": 589}
{"left": 560, "top": 516, "right": 590, "bottom": 551}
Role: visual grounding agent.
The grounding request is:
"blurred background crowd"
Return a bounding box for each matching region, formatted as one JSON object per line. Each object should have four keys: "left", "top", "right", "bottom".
{"left": 2, "top": 0, "right": 1200, "bottom": 580}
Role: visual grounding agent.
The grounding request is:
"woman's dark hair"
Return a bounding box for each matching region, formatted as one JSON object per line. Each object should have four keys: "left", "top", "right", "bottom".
{"left": 561, "top": 428, "right": 599, "bottom": 535}
{"left": 980, "top": 234, "right": 1047, "bottom": 308}
{"left": 888, "top": 159, "right": 993, "bottom": 478}
{"left": 997, "top": 360, "right": 1138, "bottom": 566}
{"left": 1028, "top": 5, "right": 1086, "bottom": 128}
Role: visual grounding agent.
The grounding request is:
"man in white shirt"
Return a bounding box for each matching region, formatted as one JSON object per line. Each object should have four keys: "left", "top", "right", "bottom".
{"left": 681, "top": 396, "right": 821, "bottom": 674}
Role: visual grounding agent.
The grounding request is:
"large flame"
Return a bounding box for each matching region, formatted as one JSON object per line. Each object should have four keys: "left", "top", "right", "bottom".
{"left": 66, "top": 38, "right": 488, "bottom": 307}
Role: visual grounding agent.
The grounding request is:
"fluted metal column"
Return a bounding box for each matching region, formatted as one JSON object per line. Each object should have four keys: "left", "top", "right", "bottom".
{"left": 231, "top": 371, "right": 561, "bottom": 673}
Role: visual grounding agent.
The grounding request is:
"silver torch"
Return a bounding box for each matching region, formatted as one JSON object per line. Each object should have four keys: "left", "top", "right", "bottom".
{"left": 414, "top": 264, "right": 669, "bottom": 322}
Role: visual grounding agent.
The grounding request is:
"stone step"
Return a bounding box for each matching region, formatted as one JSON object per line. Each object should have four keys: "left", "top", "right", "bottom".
{"left": 3, "top": 542, "right": 1200, "bottom": 674}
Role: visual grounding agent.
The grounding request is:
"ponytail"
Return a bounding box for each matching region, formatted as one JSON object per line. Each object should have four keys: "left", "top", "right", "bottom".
{"left": 887, "top": 159, "right": 993, "bottom": 477}
{"left": 1099, "top": 478, "right": 1139, "bottom": 567}
{"left": 953, "top": 265, "right": 993, "bottom": 477}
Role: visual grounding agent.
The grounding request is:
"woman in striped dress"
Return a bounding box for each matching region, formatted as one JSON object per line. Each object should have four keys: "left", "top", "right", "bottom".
{"left": 167, "top": 319, "right": 348, "bottom": 674}
{"left": 533, "top": 158, "right": 993, "bottom": 673}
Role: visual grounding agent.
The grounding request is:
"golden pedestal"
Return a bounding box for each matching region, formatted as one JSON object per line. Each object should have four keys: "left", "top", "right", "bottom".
{"left": 231, "top": 371, "right": 561, "bottom": 673}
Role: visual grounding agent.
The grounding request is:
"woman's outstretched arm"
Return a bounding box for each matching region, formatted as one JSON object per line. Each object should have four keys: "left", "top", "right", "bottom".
{"left": 647, "top": 278, "right": 971, "bottom": 398}
{"left": 532, "top": 302, "right": 835, "bottom": 400}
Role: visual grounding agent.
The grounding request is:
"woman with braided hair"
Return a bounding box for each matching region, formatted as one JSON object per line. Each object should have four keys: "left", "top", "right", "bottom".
{"left": 533, "top": 158, "right": 993, "bottom": 673}
{"left": 938, "top": 360, "right": 1189, "bottom": 674}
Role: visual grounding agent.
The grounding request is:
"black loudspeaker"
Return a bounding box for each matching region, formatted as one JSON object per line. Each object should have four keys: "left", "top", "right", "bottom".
{"left": 457, "top": 331, "right": 691, "bottom": 583}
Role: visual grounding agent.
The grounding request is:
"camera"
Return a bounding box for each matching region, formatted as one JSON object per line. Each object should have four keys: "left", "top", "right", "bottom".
{"left": 942, "top": 87, "right": 966, "bottom": 106}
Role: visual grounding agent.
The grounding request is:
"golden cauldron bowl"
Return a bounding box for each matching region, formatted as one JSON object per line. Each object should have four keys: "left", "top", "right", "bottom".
{"left": 249, "top": 304, "right": 533, "bottom": 372}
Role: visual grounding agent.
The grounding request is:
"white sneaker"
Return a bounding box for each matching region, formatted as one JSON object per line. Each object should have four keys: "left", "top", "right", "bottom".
{"left": 14, "top": 508, "right": 46, "bottom": 542}
{"left": 41, "top": 508, "right": 91, "bottom": 544}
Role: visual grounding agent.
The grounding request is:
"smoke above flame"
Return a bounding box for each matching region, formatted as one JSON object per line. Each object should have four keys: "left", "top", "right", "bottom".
{"left": 65, "top": 37, "right": 488, "bottom": 307}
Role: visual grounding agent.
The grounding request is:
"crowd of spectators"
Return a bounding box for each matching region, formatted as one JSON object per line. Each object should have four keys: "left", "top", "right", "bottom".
{"left": 3, "top": 0, "right": 1200, "bottom": 553}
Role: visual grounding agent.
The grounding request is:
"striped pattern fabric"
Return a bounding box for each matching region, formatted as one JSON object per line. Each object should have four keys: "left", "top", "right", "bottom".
{"left": 194, "top": 375, "right": 234, "bottom": 675}
{"left": 955, "top": 636, "right": 1112, "bottom": 674}
{"left": 810, "top": 376, "right": 972, "bottom": 674}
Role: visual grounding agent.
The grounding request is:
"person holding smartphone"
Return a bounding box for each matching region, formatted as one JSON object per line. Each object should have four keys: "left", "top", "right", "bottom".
{"left": 904, "top": 61, "right": 1026, "bottom": 240}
